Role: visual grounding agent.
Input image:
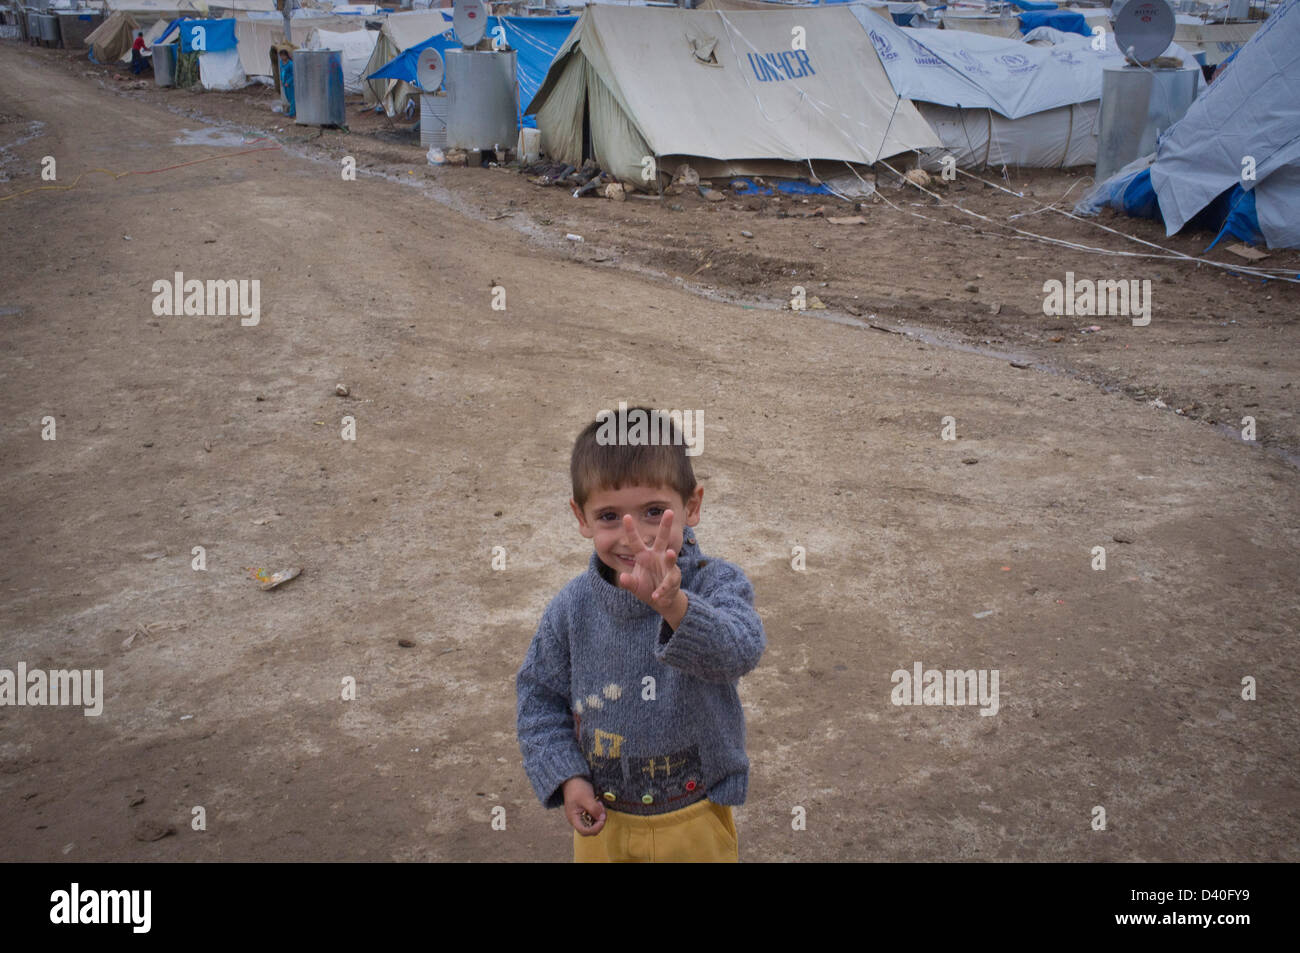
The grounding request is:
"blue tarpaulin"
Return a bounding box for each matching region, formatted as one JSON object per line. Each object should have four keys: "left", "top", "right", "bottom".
{"left": 1017, "top": 11, "right": 1090, "bottom": 37}
{"left": 1093, "top": 167, "right": 1268, "bottom": 251}
{"left": 1008, "top": 0, "right": 1059, "bottom": 10}
{"left": 176, "top": 19, "right": 238, "bottom": 54}
{"left": 730, "top": 177, "right": 832, "bottom": 197}
{"left": 366, "top": 15, "right": 576, "bottom": 130}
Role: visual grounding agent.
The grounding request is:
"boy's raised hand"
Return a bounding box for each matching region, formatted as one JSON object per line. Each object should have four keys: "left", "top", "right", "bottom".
{"left": 617, "top": 510, "right": 682, "bottom": 615}
{"left": 563, "top": 776, "right": 606, "bottom": 836}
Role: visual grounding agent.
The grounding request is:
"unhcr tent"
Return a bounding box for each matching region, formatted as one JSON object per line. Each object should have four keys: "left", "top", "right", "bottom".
{"left": 1079, "top": 0, "right": 1300, "bottom": 249}
{"left": 527, "top": 6, "right": 938, "bottom": 186}
{"left": 855, "top": 10, "right": 1202, "bottom": 169}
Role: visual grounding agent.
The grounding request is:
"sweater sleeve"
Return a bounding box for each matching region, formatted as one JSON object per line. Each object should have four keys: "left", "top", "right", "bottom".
{"left": 654, "top": 560, "right": 765, "bottom": 683}
{"left": 516, "top": 604, "right": 590, "bottom": 809}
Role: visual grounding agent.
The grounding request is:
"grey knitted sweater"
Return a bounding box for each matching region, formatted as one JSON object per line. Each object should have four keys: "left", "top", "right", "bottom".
{"left": 516, "top": 526, "right": 765, "bottom": 815}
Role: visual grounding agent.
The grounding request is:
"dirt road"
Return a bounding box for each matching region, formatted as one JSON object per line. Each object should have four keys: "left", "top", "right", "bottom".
{"left": 1, "top": 42, "right": 1297, "bottom": 862}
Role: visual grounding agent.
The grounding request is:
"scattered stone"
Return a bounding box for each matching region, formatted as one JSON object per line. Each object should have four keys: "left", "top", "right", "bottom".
{"left": 962, "top": 457, "right": 978, "bottom": 465}
{"left": 1112, "top": 533, "right": 1134, "bottom": 544}
{"left": 132, "top": 819, "right": 176, "bottom": 842}
{"left": 604, "top": 183, "right": 626, "bottom": 202}
{"left": 964, "top": 283, "right": 979, "bottom": 293}
{"left": 335, "top": 384, "right": 350, "bottom": 397}
{"left": 398, "top": 639, "right": 415, "bottom": 648}
{"left": 740, "top": 230, "right": 753, "bottom": 238}
{"left": 904, "top": 168, "right": 932, "bottom": 188}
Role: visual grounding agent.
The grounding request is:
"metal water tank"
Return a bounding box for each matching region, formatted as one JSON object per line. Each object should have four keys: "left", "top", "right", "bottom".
{"left": 36, "top": 11, "right": 59, "bottom": 47}
{"left": 1095, "top": 65, "right": 1199, "bottom": 183}
{"left": 420, "top": 93, "right": 449, "bottom": 148}
{"left": 445, "top": 49, "right": 518, "bottom": 152}
{"left": 153, "top": 42, "right": 177, "bottom": 87}
{"left": 294, "top": 49, "right": 345, "bottom": 126}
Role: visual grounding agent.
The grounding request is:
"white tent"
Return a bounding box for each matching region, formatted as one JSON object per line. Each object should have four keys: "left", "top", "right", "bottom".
{"left": 305, "top": 27, "right": 379, "bottom": 95}
{"left": 528, "top": 6, "right": 939, "bottom": 186}
{"left": 234, "top": 12, "right": 371, "bottom": 82}
{"left": 855, "top": 10, "right": 1202, "bottom": 170}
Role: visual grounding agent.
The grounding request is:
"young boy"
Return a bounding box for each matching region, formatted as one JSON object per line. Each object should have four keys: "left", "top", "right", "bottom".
{"left": 516, "top": 407, "right": 765, "bottom": 862}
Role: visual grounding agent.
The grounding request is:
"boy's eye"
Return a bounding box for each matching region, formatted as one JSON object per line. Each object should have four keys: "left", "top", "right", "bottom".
{"left": 646, "top": 507, "right": 664, "bottom": 519}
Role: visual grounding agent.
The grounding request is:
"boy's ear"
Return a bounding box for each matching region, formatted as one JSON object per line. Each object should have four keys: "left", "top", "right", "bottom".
{"left": 683, "top": 485, "right": 704, "bottom": 527}
{"left": 570, "top": 499, "right": 596, "bottom": 539}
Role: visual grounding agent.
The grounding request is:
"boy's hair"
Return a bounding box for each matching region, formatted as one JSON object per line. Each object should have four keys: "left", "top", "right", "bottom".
{"left": 571, "top": 406, "right": 697, "bottom": 511}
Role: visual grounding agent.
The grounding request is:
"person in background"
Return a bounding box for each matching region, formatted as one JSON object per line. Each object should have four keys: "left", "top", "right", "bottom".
{"left": 130, "top": 31, "right": 148, "bottom": 76}
{"left": 278, "top": 48, "right": 296, "bottom": 118}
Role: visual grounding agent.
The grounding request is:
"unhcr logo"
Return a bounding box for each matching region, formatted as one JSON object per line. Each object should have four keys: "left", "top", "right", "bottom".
{"left": 996, "top": 53, "right": 1038, "bottom": 75}
{"left": 151, "top": 272, "right": 261, "bottom": 326}
{"left": 747, "top": 50, "right": 815, "bottom": 83}
{"left": 869, "top": 29, "right": 898, "bottom": 62}
{"left": 907, "top": 37, "right": 944, "bottom": 68}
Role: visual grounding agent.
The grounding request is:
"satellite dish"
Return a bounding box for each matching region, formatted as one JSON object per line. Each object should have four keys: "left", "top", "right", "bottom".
{"left": 416, "top": 47, "right": 444, "bottom": 91}
{"left": 1112, "top": 0, "right": 1176, "bottom": 65}
{"left": 453, "top": 0, "right": 488, "bottom": 48}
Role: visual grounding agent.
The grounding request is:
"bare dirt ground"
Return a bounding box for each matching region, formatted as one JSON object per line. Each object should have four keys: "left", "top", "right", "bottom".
{"left": 1, "top": 41, "right": 1297, "bottom": 862}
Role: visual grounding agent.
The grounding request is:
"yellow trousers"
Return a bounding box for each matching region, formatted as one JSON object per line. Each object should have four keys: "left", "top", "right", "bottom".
{"left": 574, "top": 799, "right": 739, "bottom": 863}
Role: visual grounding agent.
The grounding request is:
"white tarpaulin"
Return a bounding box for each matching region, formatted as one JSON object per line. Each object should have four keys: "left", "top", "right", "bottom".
{"left": 917, "top": 100, "right": 1100, "bottom": 170}
{"left": 1150, "top": 0, "right": 1300, "bottom": 248}
{"left": 853, "top": 10, "right": 1125, "bottom": 119}
{"left": 528, "top": 6, "right": 939, "bottom": 185}
{"left": 198, "top": 47, "right": 248, "bottom": 90}
{"left": 306, "top": 27, "right": 378, "bottom": 94}
{"left": 855, "top": 11, "right": 1205, "bottom": 120}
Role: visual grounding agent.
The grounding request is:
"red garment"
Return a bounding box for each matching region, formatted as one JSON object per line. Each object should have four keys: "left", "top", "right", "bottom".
{"left": 132, "top": 36, "right": 146, "bottom": 52}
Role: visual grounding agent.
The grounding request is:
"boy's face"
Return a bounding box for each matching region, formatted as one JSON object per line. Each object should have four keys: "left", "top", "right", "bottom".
{"left": 571, "top": 483, "right": 703, "bottom": 577}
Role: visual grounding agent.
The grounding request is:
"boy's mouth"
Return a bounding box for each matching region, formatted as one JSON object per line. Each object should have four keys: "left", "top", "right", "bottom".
{"left": 614, "top": 554, "right": 635, "bottom": 566}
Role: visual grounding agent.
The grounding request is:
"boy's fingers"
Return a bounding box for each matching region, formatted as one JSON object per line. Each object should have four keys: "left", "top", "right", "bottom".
{"left": 654, "top": 510, "right": 675, "bottom": 551}
{"left": 623, "top": 514, "right": 647, "bottom": 552}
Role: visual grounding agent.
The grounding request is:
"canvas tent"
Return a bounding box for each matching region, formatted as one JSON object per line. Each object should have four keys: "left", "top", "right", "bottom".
{"left": 235, "top": 12, "right": 370, "bottom": 83}
{"left": 366, "top": 15, "right": 576, "bottom": 129}
{"left": 527, "top": 6, "right": 938, "bottom": 187}
{"left": 86, "top": 9, "right": 139, "bottom": 63}
{"left": 1079, "top": 0, "right": 1300, "bottom": 249}
{"left": 362, "top": 10, "right": 454, "bottom": 116}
